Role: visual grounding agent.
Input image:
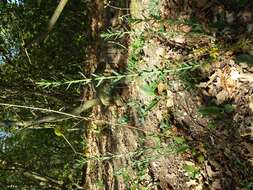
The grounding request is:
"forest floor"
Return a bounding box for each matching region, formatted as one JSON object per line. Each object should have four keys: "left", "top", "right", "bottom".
{"left": 81, "top": 0, "right": 253, "bottom": 189}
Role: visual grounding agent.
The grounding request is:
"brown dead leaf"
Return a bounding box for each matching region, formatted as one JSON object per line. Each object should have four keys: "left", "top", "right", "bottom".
{"left": 186, "top": 179, "right": 198, "bottom": 188}
{"left": 204, "top": 161, "right": 216, "bottom": 178}
{"left": 217, "top": 67, "right": 238, "bottom": 95}
{"left": 239, "top": 73, "right": 253, "bottom": 83}
{"left": 166, "top": 90, "right": 174, "bottom": 108}
{"left": 216, "top": 90, "right": 229, "bottom": 104}
{"left": 239, "top": 10, "right": 252, "bottom": 23}
{"left": 173, "top": 35, "right": 186, "bottom": 44}
{"left": 157, "top": 82, "right": 167, "bottom": 95}
{"left": 180, "top": 25, "right": 192, "bottom": 33}
{"left": 211, "top": 179, "right": 222, "bottom": 190}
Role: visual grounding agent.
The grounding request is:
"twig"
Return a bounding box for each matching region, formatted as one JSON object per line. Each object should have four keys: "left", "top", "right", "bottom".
{"left": 0, "top": 102, "right": 88, "bottom": 120}
{"left": 61, "top": 134, "right": 80, "bottom": 155}
{"left": 25, "top": 0, "right": 69, "bottom": 48}
{"left": 104, "top": 2, "right": 130, "bottom": 11}
{"left": 108, "top": 41, "right": 128, "bottom": 50}
{"left": 22, "top": 38, "right": 32, "bottom": 65}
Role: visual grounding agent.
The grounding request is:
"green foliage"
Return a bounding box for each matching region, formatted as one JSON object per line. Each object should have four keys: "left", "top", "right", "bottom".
{"left": 128, "top": 35, "right": 145, "bottom": 71}
{"left": 183, "top": 164, "right": 200, "bottom": 179}
{"left": 159, "top": 118, "right": 171, "bottom": 130}
{"left": 176, "top": 61, "right": 201, "bottom": 89}
{"left": 231, "top": 0, "right": 248, "bottom": 7}
{"left": 0, "top": 1, "right": 91, "bottom": 189}
{"left": 173, "top": 136, "right": 190, "bottom": 153}
{"left": 115, "top": 168, "right": 131, "bottom": 183}
{"left": 243, "top": 177, "right": 253, "bottom": 190}
{"left": 143, "top": 98, "right": 160, "bottom": 114}
{"left": 198, "top": 105, "right": 223, "bottom": 116}
{"left": 148, "top": 0, "right": 161, "bottom": 19}
{"left": 95, "top": 179, "right": 105, "bottom": 189}
{"left": 0, "top": 0, "right": 88, "bottom": 103}
{"left": 223, "top": 104, "right": 235, "bottom": 113}
{"left": 198, "top": 104, "right": 235, "bottom": 116}
{"left": 36, "top": 62, "right": 199, "bottom": 90}
{"left": 207, "top": 122, "right": 217, "bottom": 129}
{"left": 2, "top": 0, "right": 250, "bottom": 188}
{"left": 173, "top": 136, "right": 186, "bottom": 144}
{"left": 0, "top": 127, "right": 83, "bottom": 189}
{"left": 236, "top": 54, "right": 253, "bottom": 65}
{"left": 101, "top": 29, "right": 131, "bottom": 40}
{"left": 140, "top": 84, "right": 156, "bottom": 97}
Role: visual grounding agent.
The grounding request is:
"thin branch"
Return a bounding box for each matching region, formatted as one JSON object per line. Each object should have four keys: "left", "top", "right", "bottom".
{"left": 104, "top": 2, "right": 130, "bottom": 10}
{"left": 36, "top": 61, "right": 200, "bottom": 89}
{"left": 22, "top": 38, "right": 32, "bottom": 65}
{"left": 0, "top": 102, "right": 88, "bottom": 120}
{"left": 23, "top": 171, "right": 64, "bottom": 186}
{"left": 61, "top": 134, "right": 79, "bottom": 155}
{"left": 108, "top": 40, "right": 128, "bottom": 50}
{"left": 25, "top": 0, "right": 69, "bottom": 48}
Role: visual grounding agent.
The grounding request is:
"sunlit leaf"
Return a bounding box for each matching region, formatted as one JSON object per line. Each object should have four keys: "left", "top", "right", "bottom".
{"left": 54, "top": 127, "right": 63, "bottom": 137}
{"left": 197, "top": 154, "right": 205, "bottom": 163}
{"left": 173, "top": 136, "right": 185, "bottom": 144}
{"left": 183, "top": 164, "right": 199, "bottom": 178}
{"left": 140, "top": 84, "right": 155, "bottom": 96}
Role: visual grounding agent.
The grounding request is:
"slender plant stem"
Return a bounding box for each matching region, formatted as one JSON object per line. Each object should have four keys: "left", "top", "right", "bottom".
{"left": 61, "top": 134, "right": 80, "bottom": 155}
{"left": 36, "top": 64, "right": 199, "bottom": 89}
{"left": 104, "top": 2, "right": 130, "bottom": 11}
{"left": 0, "top": 102, "right": 88, "bottom": 120}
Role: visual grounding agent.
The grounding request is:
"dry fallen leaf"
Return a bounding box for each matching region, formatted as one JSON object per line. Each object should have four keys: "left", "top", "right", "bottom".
{"left": 216, "top": 90, "right": 229, "bottom": 104}
{"left": 239, "top": 73, "right": 253, "bottom": 82}
{"left": 157, "top": 82, "right": 167, "bottom": 95}
{"left": 180, "top": 25, "right": 192, "bottom": 33}
{"left": 211, "top": 179, "right": 222, "bottom": 190}
{"left": 166, "top": 91, "right": 174, "bottom": 108}
{"left": 217, "top": 67, "right": 238, "bottom": 95}
{"left": 173, "top": 35, "right": 186, "bottom": 44}
{"left": 239, "top": 10, "right": 252, "bottom": 23}
{"left": 204, "top": 161, "right": 216, "bottom": 178}
{"left": 186, "top": 179, "right": 198, "bottom": 187}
